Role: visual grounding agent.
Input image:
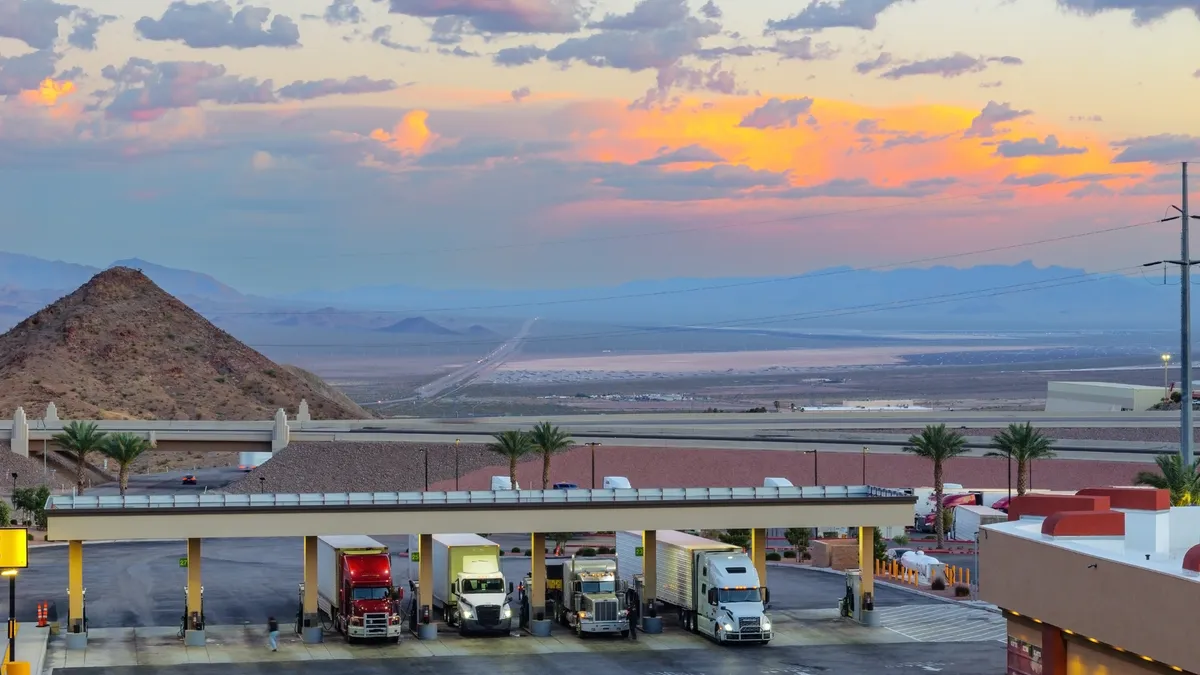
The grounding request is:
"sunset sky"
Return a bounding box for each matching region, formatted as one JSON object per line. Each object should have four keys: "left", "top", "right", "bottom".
{"left": 2, "top": 0, "right": 1199, "bottom": 294}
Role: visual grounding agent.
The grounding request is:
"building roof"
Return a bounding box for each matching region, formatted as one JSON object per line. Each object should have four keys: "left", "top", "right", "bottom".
{"left": 1052, "top": 381, "right": 1163, "bottom": 391}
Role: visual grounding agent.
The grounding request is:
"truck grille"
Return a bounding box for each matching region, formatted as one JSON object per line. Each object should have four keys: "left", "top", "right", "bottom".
{"left": 738, "top": 617, "right": 761, "bottom": 632}
{"left": 593, "top": 599, "right": 618, "bottom": 622}
{"left": 363, "top": 612, "right": 389, "bottom": 635}
{"left": 476, "top": 605, "right": 501, "bottom": 626}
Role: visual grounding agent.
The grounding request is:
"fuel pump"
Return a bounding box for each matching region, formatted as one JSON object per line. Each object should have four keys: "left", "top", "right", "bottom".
{"left": 181, "top": 585, "right": 205, "bottom": 634}
{"left": 407, "top": 580, "right": 419, "bottom": 634}
{"left": 295, "top": 583, "right": 305, "bottom": 635}
{"left": 66, "top": 586, "right": 88, "bottom": 635}
{"left": 517, "top": 581, "right": 529, "bottom": 630}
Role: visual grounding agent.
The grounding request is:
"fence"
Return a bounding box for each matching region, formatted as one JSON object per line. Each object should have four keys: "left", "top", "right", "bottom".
{"left": 874, "top": 558, "right": 971, "bottom": 589}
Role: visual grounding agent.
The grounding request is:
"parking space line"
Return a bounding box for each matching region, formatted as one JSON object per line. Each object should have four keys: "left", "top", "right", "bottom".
{"left": 875, "top": 605, "right": 1006, "bottom": 643}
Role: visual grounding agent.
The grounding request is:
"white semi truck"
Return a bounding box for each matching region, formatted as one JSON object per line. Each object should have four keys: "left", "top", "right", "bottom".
{"left": 409, "top": 533, "right": 514, "bottom": 636}
{"left": 615, "top": 530, "right": 772, "bottom": 644}
{"left": 238, "top": 451, "right": 272, "bottom": 471}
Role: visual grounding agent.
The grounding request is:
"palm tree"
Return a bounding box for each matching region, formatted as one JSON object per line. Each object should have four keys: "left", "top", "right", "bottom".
{"left": 51, "top": 421, "right": 108, "bottom": 495}
{"left": 1135, "top": 454, "right": 1200, "bottom": 506}
{"left": 904, "top": 423, "right": 969, "bottom": 549}
{"left": 487, "top": 430, "right": 533, "bottom": 489}
{"left": 99, "top": 433, "right": 151, "bottom": 496}
{"left": 985, "top": 422, "right": 1057, "bottom": 496}
{"left": 528, "top": 422, "right": 574, "bottom": 489}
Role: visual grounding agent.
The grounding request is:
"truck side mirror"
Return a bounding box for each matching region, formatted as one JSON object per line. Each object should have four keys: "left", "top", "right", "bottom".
{"left": 761, "top": 587, "right": 770, "bottom": 607}
{"left": 509, "top": 582, "right": 514, "bottom": 594}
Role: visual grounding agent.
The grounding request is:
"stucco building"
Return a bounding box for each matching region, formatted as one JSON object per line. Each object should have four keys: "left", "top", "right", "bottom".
{"left": 980, "top": 487, "right": 1200, "bottom": 675}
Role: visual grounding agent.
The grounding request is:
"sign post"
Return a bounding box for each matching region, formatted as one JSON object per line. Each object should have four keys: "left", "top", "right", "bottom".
{"left": 0, "top": 527, "right": 29, "bottom": 664}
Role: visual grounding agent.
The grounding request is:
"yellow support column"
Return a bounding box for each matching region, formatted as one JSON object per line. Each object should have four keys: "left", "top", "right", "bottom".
{"left": 530, "top": 533, "right": 547, "bottom": 632}
{"left": 185, "top": 538, "right": 205, "bottom": 645}
{"left": 417, "top": 534, "right": 435, "bottom": 639}
{"left": 858, "top": 527, "right": 878, "bottom": 626}
{"left": 641, "top": 530, "right": 661, "bottom": 633}
{"left": 301, "top": 536, "right": 321, "bottom": 643}
{"left": 750, "top": 528, "right": 768, "bottom": 592}
{"left": 66, "top": 540, "right": 85, "bottom": 649}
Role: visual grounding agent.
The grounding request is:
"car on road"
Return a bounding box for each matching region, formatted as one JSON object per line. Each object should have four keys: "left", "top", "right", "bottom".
{"left": 552, "top": 482, "right": 578, "bottom": 490}
{"left": 181, "top": 474, "right": 197, "bottom": 485}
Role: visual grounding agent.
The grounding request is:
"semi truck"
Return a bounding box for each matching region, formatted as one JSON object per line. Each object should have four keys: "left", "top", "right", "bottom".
{"left": 615, "top": 530, "right": 772, "bottom": 644}
{"left": 316, "top": 536, "right": 404, "bottom": 643}
{"left": 409, "top": 533, "right": 514, "bottom": 635}
{"left": 238, "top": 451, "right": 272, "bottom": 471}
{"left": 526, "top": 555, "right": 629, "bottom": 638}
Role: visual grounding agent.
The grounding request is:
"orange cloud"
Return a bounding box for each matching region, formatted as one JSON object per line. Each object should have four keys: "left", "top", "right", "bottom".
{"left": 19, "top": 78, "right": 76, "bottom": 107}
{"left": 370, "top": 109, "right": 439, "bottom": 156}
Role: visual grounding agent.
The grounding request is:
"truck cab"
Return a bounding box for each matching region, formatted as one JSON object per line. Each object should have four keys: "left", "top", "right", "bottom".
{"left": 452, "top": 571, "right": 513, "bottom": 633}
{"left": 317, "top": 536, "right": 403, "bottom": 643}
{"left": 694, "top": 550, "right": 772, "bottom": 644}
{"left": 548, "top": 557, "right": 628, "bottom": 638}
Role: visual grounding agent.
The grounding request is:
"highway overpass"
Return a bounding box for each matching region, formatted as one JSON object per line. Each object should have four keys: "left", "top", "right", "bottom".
{"left": 1, "top": 402, "right": 1187, "bottom": 461}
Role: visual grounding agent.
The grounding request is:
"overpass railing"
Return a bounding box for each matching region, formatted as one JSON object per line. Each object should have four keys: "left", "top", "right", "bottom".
{"left": 47, "top": 485, "right": 911, "bottom": 511}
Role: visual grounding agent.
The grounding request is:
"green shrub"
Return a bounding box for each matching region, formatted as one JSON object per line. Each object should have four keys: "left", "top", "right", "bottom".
{"left": 954, "top": 584, "right": 970, "bottom": 597}
{"left": 930, "top": 578, "right": 947, "bottom": 591}
{"left": 511, "top": 546, "right": 521, "bottom": 553}
{"left": 782, "top": 550, "right": 796, "bottom": 559}
{"left": 578, "top": 547, "right": 597, "bottom": 557}
{"left": 821, "top": 531, "right": 839, "bottom": 539}
{"left": 765, "top": 551, "right": 782, "bottom": 561}
{"left": 892, "top": 534, "right": 910, "bottom": 546}
{"left": 524, "top": 549, "right": 532, "bottom": 556}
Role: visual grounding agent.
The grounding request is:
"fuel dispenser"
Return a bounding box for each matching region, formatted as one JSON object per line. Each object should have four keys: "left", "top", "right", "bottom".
{"left": 66, "top": 587, "right": 87, "bottom": 635}
{"left": 180, "top": 585, "right": 205, "bottom": 636}
{"left": 839, "top": 569, "right": 861, "bottom": 622}
{"left": 295, "top": 583, "right": 305, "bottom": 635}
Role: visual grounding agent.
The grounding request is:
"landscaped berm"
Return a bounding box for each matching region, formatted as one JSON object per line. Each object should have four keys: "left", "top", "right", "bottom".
{"left": 0, "top": 266, "right": 372, "bottom": 421}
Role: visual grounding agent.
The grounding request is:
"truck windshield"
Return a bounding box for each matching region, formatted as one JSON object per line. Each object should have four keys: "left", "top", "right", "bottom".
{"left": 351, "top": 587, "right": 390, "bottom": 600}
{"left": 718, "top": 588, "right": 761, "bottom": 603}
{"left": 581, "top": 581, "right": 615, "bottom": 594}
{"left": 462, "top": 579, "right": 505, "bottom": 593}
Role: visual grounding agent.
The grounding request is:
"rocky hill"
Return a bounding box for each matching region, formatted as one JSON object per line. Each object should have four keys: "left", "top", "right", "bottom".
{"left": 0, "top": 267, "right": 373, "bottom": 420}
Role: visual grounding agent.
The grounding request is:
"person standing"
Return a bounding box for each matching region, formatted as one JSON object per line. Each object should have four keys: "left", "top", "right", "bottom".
{"left": 624, "top": 587, "right": 640, "bottom": 641}
{"left": 267, "top": 616, "right": 280, "bottom": 651}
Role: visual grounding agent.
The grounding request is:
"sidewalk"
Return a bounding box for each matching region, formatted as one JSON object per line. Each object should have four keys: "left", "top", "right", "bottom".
{"left": 4, "top": 624, "right": 49, "bottom": 675}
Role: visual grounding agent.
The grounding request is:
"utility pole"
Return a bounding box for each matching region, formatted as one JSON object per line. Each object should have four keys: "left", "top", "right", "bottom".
{"left": 1141, "top": 161, "right": 1200, "bottom": 466}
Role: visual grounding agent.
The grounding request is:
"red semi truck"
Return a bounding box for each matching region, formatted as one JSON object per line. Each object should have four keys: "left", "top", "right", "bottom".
{"left": 317, "top": 535, "right": 404, "bottom": 642}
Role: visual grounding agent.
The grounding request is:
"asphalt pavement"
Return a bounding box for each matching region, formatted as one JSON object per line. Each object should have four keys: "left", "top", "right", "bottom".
{"left": 88, "top": 467, "right": 246, "bottom": 496}
{"left": 0, "top": 538, "right": 936, "bottom": 627}
{"left": 56, "top": 642, "right": 1004, "bottom": 674}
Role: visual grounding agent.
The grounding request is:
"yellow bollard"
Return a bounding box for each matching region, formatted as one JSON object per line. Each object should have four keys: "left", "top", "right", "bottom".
{"left": 5, "top": 662, "right": 31, "bottom": 675}
{"left": 965, "top": 568, "right": 970, "bottom": 587}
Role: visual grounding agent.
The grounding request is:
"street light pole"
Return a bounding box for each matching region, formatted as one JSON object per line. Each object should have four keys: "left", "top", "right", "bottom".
{"left": 861, "top": 447, "right": 867, "bottom": 484}
{"left": 1007, "top": 454, "right": 1012, "bottom": 500}
{"left": 424, "top": 450, "right": 429, "bottom": 491}
{"left": 454, "top": 439, "right": 460, "bottom": 491}
{"left": 3, "top": 569, "right": 15, "bottom": 662}
{"left": 1163, "top": 353, "right": 1173, "bottom": 400}
{"left": 585, "top": 442, "right": 601, "bottom": 489}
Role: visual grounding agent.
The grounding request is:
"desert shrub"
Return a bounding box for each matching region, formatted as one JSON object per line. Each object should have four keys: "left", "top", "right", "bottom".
{"left": 524, "top": 549, "right": 532, "bottom": 556}
{"left": 783, "top": 550, "right": 796, "bottom": 559}
{"left": 765, "top": 551, "right": 782, "bottom": 561}
{"left": 578, "top": 547, "right": 598, "bottom": 557}
{"left": 821, "top": 531, "right": 839, "bottom": 539}
{"left": 1172, "top": 391, "right": 1183, "bottom": 403}
{"left": 954, "top": 584, "right": 971, "bottom": 597}
{"left": 930, "top": 578, "right": 947, "bottom": 591}
{"left": 892, "top": 534, "right": 910, "bottom": 546}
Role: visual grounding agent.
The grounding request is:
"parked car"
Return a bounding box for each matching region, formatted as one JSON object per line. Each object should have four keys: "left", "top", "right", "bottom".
{"left": 552, "top": 482, "right": 578, "bottom": 490}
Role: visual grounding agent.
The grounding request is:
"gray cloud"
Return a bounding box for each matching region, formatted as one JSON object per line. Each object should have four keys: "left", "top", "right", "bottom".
{"left": 766, "top": 0, "right": 906, "bottom": 32}
{"left": 324, "top": 0, "right": 363, "bottom": 24}
{"left": 493, "top": 45, "right": 548, "bottom": 65}
{"left": 780, "top": 176, "right": 945, "bottom": 199}
{"left": 0, "top": 0, "right": 74, "bottom": 49}
{"left": 879, "top": 132, "right": 949, "bottom": 148}
{"left": 0, "top": 49, "right": 58, "bottom": 95}
{"left": 700, "top": 1, "right": 722, "bottom": 18}
{"left": 135, "top": 1, "right": 301, "bottom": 49}
{"left": 546, "top": 13, "right": 720, "bottom": 71}
{"left": 1002, "top": 173, "right": 1060, "bottom": 187}
{"left": 639, "top": 144, "right": 726, "bottom": 165}
{"left": 1111, "top": 134, "right": 1200, "bottom": 163}
{"left": 429, "top": 16, "right": 467, "bottom": 44}
{"left": 855, "top": 52, "right": 892, "bottom": 74}
{"left": 1069, "top": 114, "right": 1103, "bottom": 122}
{"left": 738, "top": 97, "right": 815, "bottom": 129}
{"left": 381, "top": 0, "right": 583, "bottom": 34}
{"left": 598, "top": 162, "right": 789, "bottom": 201}
{"left": 1194, "top": 68, "right": 1200, "bottom": 78}
{"left": 1057, "top": 0, "right": 1200, "bottom": 25}
{"left": 906, "top": 176, "right": 957, "bottom": 190}
{"left": 1121, "top": 170, "right": 1180, "bottom": 195}
{"left": 880, "top": 52, "right": 1022, "bottom": 80}
{"left": 1061, "top": 172, "right": 1127, "bottom": 182}
{"left": 439, "top": 45, "right": 479, "bottom": 57}
{"left": 1067, "top": 182, "right": 1115, "bottom": 198}
{"left": 979, "top": 80, "right": 1003, "bottom": 88}
{"left": 370, "top": 26, "right": 423, "bottom": 51}
{"left": 100, "top": 58, "right": 277, "bottom": 120}
{"left": 67, "top": 10, "right": 115, "bottom": 50}
{"left": 854, "top": 118, "right": 948, "bottom": 149}
{"left": 415, "top": 139, "right": 568, "bottom": 168}
{"left": 277, "top": 76, "right": 397, "bottom": 100}
{"left": 591, "top": 0, "right": 688, "bottom": 30}
{"left": 964, "top": 101, "right": 1032, "bottom": 138}
{"left": 511, "top": 86, "right": 531, "bottom": 102}
{"left": 994, "top": 135, "right": 1087, "bottom": 158}
{"left": 771, "top": 37, "right": 837, "bottom": 60}
{"left": 696, "top": 45, "right": 758, "bottom": 60}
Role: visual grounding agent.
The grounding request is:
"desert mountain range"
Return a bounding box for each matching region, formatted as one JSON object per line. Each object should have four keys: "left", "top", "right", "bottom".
{"left": 0, "top": 267, "right": 372, "bottom": 421}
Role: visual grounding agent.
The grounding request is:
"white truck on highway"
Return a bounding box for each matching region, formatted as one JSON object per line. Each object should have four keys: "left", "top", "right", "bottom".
{"left": 238, "top": 451, "right": 272, "bottom": 471}
{"left": 616, "top": 530, "right": 772, "bottom": 644}
{"left": 409, "top": 533, "right": 514, "bottom": 636}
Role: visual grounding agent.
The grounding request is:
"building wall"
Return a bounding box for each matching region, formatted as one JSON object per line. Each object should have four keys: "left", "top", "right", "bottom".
{"left": 980, "top": 529, "right": 1198, "bottom": 673}
{"left": 1066, "top": 638, "right": 1168, "bottom": 675}
{"left": 810, "top": 539, "right": 859, "bottom": 570}
{"left": 1044, "top": 382, "right": 1163, "bottom": 413}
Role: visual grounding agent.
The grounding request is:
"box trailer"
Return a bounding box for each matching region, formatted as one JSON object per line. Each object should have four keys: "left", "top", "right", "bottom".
{"left": 316, "top": 535, "right": 403, "bottom": 642}
{"left": 409, "top": 533, "right": 513, "bottom": 635}
{"left": 237, "top": 451, "right": 272, "bottom": 471}
{"left": 953, "top": 504, "right": 1006, "bottom": 541}
{"left": 615, "top": 530, "right": 771, "bottom": 644}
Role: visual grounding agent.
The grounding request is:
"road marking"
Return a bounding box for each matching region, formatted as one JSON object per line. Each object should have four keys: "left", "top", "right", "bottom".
{"left": 875, "top": 605, "right": 1006, "bottom": 643}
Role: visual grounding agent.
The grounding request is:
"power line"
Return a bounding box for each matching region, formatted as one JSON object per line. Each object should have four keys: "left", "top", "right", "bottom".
{"left": 216, "top": 218, "right": 1163, "bottom": 316}
{"left": 219, "top": 185, "right": 1028, "bottom": 262}
{"left": 247, "top": 264, "right": 1143, "bottom": 351}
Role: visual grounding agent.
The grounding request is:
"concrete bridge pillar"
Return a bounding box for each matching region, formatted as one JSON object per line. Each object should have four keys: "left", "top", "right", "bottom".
{"left": 271, "top": 408, "right": 289, "bottom": 452}
{"left": 44, "top": 402, "right": 59, "bottom": 425}
{"left": 11, "top": 407, "right": 28, "bottom": 457}
{"left": 297, "top": 400, "right": 310, "bottom": 424}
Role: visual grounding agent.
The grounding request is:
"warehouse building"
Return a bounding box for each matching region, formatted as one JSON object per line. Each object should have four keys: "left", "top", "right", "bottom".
{"left": 980, "top": 488, "right": 1200, "bottom": 675}
{"left": 1044, "top": 381, "right": 1165, "bottom": 412}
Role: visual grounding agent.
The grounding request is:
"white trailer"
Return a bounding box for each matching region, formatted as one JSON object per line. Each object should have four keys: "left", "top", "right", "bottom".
{"left": 953, "top": 504, "right": 1006, "bottom": 541}
{"left": 238, "top": 451, "right": 272, "bottom": 471}
{"left": 616, "top": 530, "right": 771, "bottom": 644}
{"left": 408, "top": 533, "right": 513, "bottom": 635}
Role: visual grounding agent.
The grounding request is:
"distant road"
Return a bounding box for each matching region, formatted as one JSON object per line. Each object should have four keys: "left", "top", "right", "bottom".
{"left": 411, "top": 317, "right": 537, "bottom": 401}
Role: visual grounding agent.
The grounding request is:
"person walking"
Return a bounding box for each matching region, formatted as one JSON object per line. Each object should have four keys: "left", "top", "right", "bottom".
{"left": 267, "top": 616, "right": 280, "bottom": 651}
{"left": 624, "top": 587, "right": 640, "bottom": 641}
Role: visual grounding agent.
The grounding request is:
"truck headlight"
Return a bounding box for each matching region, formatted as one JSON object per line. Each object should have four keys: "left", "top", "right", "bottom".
{"left": 619, "top": 609, "right": 628, "bottom": 618}
{"left": 722, "top": 622, "right": 733, "bottom": 631}
{"left": 503, "top": 605, "right": 512, "bottom": 619}
{"left": 761, "top": 618, "right": 772, "bottom": 631}
{"left": 460, "top": 606, "right": 473, "bottom": 619}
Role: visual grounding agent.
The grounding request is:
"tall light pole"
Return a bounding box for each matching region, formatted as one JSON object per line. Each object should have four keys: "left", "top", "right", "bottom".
{"left": 861, "top": 447, "right": 867, "bottom": 484}
{"left": 585, "top": 442, "right": 601, "bottom": 489}
{"left": 805, "top": 450, "right": 819, "bottom": 486}
{"left": 454, "top": 439, "right": 460, "bottom": 491}
{"left": 1163, "top": 353, "right": 1173, "bottom": 400}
